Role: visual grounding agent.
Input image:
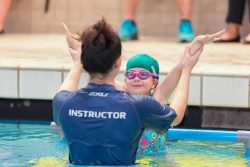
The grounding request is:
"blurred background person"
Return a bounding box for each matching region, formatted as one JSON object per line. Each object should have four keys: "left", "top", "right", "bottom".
{"left": 216, "top": 0, "right": 250, "bottom": 43}
{"left": 0, "top": 0, "right": 11, "bottom": 34}
{"left": 118, "top": 0, "right": 195, "bottom": 43}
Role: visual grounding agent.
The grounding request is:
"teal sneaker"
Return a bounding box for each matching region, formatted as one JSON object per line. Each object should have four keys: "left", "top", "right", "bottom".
{"left": 178, "top": 20, "right": 195, "bottom": 43}
{"left": 118, "top": 20, "right": 138, "bottom": 41}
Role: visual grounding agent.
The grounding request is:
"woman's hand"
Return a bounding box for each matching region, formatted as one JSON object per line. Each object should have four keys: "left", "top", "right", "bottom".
{"left": 196, "top": 29, "right": 225, "bottom": 44}
{"left": 62, "top": 23, "right": 82, "bottom": 63}
{"left": 189, "top": 29, "right": 225, "bottom": 56}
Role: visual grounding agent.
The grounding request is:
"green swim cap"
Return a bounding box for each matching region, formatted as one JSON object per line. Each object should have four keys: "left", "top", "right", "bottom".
{"left": 126, "top": 54, "right": 159, "bottom": 75}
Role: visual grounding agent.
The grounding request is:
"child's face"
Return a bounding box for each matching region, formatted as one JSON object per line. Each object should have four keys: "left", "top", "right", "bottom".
{"left": 124, "top": 68, "right": 158, "bottom": 95}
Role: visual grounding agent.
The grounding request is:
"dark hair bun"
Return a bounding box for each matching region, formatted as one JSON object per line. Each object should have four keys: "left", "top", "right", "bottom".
{"left": 80, "top": 18, "right": 121, "bottom": 74}
{"left": 93, "top": 33, "right": 106, "bottom": 48}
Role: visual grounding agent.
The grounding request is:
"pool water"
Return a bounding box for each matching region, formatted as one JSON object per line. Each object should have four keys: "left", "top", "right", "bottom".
{"left": 0, "top": 121, "right": 249, "bottom": 167}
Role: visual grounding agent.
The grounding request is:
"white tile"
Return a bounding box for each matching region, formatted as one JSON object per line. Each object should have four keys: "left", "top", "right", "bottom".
{"left": 0, "top": 69, "right": 18, "bottom": 98}
{"left": 167, "top": 75, "right": 201, "bottom": 106}
{"left": 63, "top": 70, "right": 89, "bottom": 89}
{"left": 19, "top": 70, "right": 62, "bottom": 99}
{"left": 189, "top": 75, "right": 201, "bottom": 106}
{"left": 158, "top": 74, "right": 166, "bottom": 83}
{"left": 203, "top": 76, "right": 249, "bottom": 108}
{"left": 63, "top": 71, "right": 129, "bottom": 89}
{"left": 63, "top": 71, "right": 124, "bottom": 90}
{"left": 116, "top": 72, "right": 125, "bottom": 83}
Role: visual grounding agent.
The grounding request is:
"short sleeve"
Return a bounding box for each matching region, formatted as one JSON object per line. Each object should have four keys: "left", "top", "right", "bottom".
{"left": 52, "top": 90, "right": 73, "bottom": 125}
{"left": 133, "top": 95, "right": 176, "bottom": 134}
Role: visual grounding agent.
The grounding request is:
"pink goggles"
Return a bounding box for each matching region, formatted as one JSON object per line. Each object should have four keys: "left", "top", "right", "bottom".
{"left": 125, "top": 70, "right": 159, "bottom": 80}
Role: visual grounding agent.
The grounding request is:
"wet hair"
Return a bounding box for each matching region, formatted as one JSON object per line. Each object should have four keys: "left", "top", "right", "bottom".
{"left": 80, "top": 19, "right": 122, "bottom": 74}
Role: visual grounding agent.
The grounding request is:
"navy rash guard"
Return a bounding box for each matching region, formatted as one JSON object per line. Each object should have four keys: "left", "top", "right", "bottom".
{"left": 53, "top": 83, "right": 176, "bottom": 165}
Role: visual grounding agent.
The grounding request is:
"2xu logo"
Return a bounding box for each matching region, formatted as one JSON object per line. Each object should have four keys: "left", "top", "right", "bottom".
{"left": 89, "top": 92, "right": 108, "bottom": 97}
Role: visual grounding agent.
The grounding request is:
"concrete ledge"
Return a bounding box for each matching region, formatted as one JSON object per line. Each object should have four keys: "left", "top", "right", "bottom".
{"left": 0, "top": 35, "right": 250, "bottom": 108}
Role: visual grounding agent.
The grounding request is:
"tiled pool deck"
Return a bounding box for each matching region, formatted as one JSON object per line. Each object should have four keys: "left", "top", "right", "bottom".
{"left": 0, "top": 34, "right": 249, "bottom": 108}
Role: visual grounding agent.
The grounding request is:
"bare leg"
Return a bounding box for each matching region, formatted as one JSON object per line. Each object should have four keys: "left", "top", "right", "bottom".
{"left": 176, "top": 0, "right": 194, "bottom": 42}
{"left": 123, "top": 0, "right": 139, "bottom": 21}
{"left": 244, "top": 32, "right": 250, "bottom": 44}
{"left": 0, "top": 0, "right": 12, "bottom": 31}
{"left": 221, "top": 23, "right": 240, "bottom": 39}
{"left": 176, "top": 0, "right": 192, "bottom": 20}
{"left": 244, "top": 0, "right": 250, "bottom": 42}
{"left": 119, "top": 0, "right": 139, "bottom": 40}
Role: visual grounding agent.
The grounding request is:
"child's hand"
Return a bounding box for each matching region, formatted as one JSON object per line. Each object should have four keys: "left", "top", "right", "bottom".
{"left": 182, "top": 46, "right": 204, "bottom": 73}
